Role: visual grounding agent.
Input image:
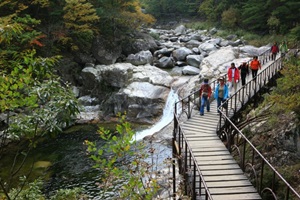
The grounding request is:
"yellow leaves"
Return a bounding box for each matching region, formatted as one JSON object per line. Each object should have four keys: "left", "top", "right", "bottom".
{"left": 63, "top": 0, "right": 99, "bottom": 31}
{"left": 119, "top": 1, "right": 156, "bottom": 29}
{"left": 62, "top": 0, "right": 99, "bottom": 51}
{"left": 31, "top": 0, "right": 50, "bottom": 8}
{"left": 124, "top": 144, "right": 130, "bottom": 151}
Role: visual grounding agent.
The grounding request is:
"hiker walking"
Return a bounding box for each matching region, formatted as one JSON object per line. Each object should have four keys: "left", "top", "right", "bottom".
{"left": 270, "top": 42, "right": 279, "bottom": 60}
{"left": 199, "top": 78, "right": 212, "bottom": 116}
{"left": 279, "top": 41, "right": 288, "bottom": 58}
{"left": 250, "top": 56, "right": 261, "bottom": 81}
{"left": 238, "top": 60, "right": 250, "bottom": 86}
{"left": 214, "top": 77, "right": 229, "bottom": 114}
{"left": 227, "top": 62, "right": 240, "bottom": 96}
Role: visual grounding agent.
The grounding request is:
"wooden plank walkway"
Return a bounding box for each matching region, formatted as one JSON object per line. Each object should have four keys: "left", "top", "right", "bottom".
{"left": 182, "top": 109, "right": 262, "bottom": 199}
{"left": 179, "top": 58, "right": 277, "bottom": 199}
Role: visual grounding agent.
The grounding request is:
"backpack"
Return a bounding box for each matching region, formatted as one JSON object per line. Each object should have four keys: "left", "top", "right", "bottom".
{"left": 202, "top": 84, "right": 209, "bottom": 97}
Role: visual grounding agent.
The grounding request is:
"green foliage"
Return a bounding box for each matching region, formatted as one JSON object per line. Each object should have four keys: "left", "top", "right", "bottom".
{"left": 266, "top": 58, "right": 300, "bottom": 119}
{"left": 8, "top": 178, "right": 87, "bottom": 200}
{"left": 85, "top": 113, "right": 159, "bottom": 199}
{"left": 141, "top": 0, "right": 199, "bottom": 18}
{"left": 289, "top": 25, "right": 300, "bottom": 42}
{"left": 241, "top": 0, "right": 269, "bottom": 32}
{"left": 8, "top": 178, "right": 45, "bottom": 200}
{"left": 195, "top": 0, "right": 300, "bottom": 36}
{"left": 267, "top": 15, "right": 280, "bottom": 34}
{"left": 1, "top": 0, "right": 155, "bottom": 56}
{"left": 185, "top": 21, "right": 214, "bottom": 31}
{"left": 62, "top": 0, "right": 99, "bottom": 51}
{"left": 221, "top": 7, "right": 240, "bottom": 29}
{"left": 50, "top": 188, "right": 87, "bottom": 200}
{"left": 8, "top": 79, "right": 80, "bottom": 143}
{"left": 93, "top": 0, "right": 155, "bottom": 37}
{"left": 0, "top": 2, "right": 80, "bottom": 199}
{"left": 198, "top": 0, "right": 218, "bottom": 22}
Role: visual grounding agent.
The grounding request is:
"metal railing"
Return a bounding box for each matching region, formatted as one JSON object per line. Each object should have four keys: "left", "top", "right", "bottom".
{"left": 174, "top": 48, "right": 272, "bottom": 120}
{"left": 217, "top": 113, "right": 300, "bottom": 200}
{"left": 172, "top": 49, "right": 300, "bottom": 199}
{"left": 173, "top": 115, "right": 213, "bottom": 199}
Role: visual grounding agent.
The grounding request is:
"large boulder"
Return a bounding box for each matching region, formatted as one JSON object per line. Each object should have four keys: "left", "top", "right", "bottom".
{"left": 174, "top": 25, "right": 186, "bottom": 36}
{"left": 182, "top": 66, "right": 200, "bottom": 75}
{"left": 126, "top": 50, "right": 153, "bottom": 66}
{"left": 121, "top": 32, "right": 158, "bottom": 56}
{"left": 186, "top": 54, "right": 203, "bottom": 67}
{"left": 155, "top": 56, "right": 175, "bottom": 68}
{"left": 92, "top": 36, "right": 122, "bottom": 65}
{"left": 114, "top": 82, "right": 170, "bottom": 123}
{"left": 200, "top": 46, "right": 236, "bottom": 72}
{"left": 79, "top": 63, "right": 174, "bottom": 124}
{"left": 239, "top": 45, "right": 270, "bottom": 57}
{"left": 172, "top": 47, "right": 193, "bottom": 61}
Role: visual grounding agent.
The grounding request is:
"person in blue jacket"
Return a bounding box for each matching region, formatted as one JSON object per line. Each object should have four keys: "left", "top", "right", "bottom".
{"left": 214, "top": 77, "right": 229, "bottom": 114}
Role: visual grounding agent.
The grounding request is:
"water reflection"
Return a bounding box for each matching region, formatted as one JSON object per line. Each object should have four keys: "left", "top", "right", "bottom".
{"left": 19, "top": 124, "right": 172, "bottom": 199}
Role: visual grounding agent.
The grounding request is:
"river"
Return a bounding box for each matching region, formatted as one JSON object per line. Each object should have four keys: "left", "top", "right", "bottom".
{"left": 0, "top": 90, "right": 179, "bottom": 199}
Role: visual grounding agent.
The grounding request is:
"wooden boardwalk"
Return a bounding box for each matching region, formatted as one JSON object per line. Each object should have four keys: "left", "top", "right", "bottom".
{"left": 178, "top": 58, "right": 278, "bottom": 199}
{"left": 182, "top": 106, "right": 262, "bottom": 200}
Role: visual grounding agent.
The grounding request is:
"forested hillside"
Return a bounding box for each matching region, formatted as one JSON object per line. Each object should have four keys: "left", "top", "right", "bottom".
{"left": 0, "top": 0, "right": 155, "bottom": 59}
{"left": 141, "top": 0, "right": 300, "bottom": 38}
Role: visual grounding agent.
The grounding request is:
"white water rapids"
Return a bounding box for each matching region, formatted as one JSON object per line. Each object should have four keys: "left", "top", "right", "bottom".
{"left": 133, "top": 89, "right": 180, "bottom": 141}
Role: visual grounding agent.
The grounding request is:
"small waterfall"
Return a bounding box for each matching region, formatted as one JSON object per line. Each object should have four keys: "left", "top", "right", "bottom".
{"left": 133, "top": 89, "right": 179, "bottom": 141}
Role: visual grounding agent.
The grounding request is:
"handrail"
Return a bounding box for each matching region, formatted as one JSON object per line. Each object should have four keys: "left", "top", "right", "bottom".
{"left": 217, "top": 108, "right": 300, "bottom": 200}
{"left": 174, "top": 47, "right": 271, "bottom": 119}
{"left": 172, "top": 48, "right": 300, "bottom": 199}
{"left": 216, "top": 51, "right": 300, "bottom": 199}
{"left": 173, "top": 114, "right": 213, "bottom": 199}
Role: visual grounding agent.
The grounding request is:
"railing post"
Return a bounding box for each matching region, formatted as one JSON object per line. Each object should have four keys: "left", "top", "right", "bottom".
{"left": 260, "top": 160, "right": 265, "bottom": 194}
{"left": 242, "top": 139, "right": 246, "bottom": 171}
{"left": 172, "top": 115, "right": 177, "bottom": 199}
{"left": 184, "top": 142, "right": 188, "bottom": 195}
{"left": 193, "top": 164, "right": 196, "bottom": 200}
{"left": 285, "top": 187, "right": 290, "bottom": 200}
{"left": 188, "top": 96, "right": 191, "bottom": 118}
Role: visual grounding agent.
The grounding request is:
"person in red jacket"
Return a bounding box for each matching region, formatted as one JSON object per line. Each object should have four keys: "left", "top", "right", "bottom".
{"left": 250, "top": 56, "right": 261, "bottom": 81}
{"left": 199, "top": 78, "right": 212, "bottom": 116}
{"left": 270, "top": 42, "right": 279, "bottom": 60}
{"left": 227, "top": 62, "right": 240, "bottom": 96}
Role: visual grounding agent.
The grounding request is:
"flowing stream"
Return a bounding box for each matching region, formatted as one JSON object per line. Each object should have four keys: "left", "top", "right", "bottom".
{"left": 0, "top": 89, "right": 179, "bottom": 199}
{"left": 133, "top": 89, "right": 179, "bottom": 141}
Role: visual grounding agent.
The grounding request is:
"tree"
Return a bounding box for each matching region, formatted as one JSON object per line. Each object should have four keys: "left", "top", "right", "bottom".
{"left": 141, "top": 0, "right": 199, "bottom": 18}
{"left": 241, "top": 0, "right": 270, "bottom": 33}
{"left": 198, "top": 0, "right": 218, "bottom": 22}
{"left": 91, "top": 0, "right": 155, "bottom": 37}
{"left": 62, "top": 0, "right": 100, "bottom": 52}
{"left": 0, "top": 2, "right": 80, "bottom": 199}
{"left": 221, "top": 7, "right": 240, "bottom": 29}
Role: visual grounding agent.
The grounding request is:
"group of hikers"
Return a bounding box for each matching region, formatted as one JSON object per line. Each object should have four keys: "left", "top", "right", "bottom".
{"left": 198, "top": 41, "right": 288, "bottom": 116}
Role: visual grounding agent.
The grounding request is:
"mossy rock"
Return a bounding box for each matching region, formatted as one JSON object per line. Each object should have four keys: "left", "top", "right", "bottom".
{"left": 34, "top": 161, "right": 52, "bottom": 169}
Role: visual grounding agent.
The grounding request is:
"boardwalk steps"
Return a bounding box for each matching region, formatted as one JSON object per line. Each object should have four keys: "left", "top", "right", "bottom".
{"left": 177, "top": 59, "right": 278, "bottom": 199}
{"left": 174, "top": 53, "right": 300, "bottom": 199}
{"left": 181, "top": 107, "right": 262, "bottom": 199}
